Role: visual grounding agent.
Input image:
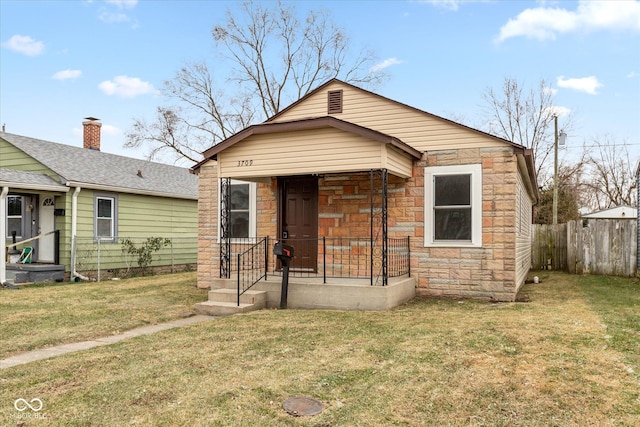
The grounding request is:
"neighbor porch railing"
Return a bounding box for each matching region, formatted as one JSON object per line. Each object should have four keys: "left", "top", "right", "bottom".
{"left": 231, "top": 236, "right": 410, "bottom": 295}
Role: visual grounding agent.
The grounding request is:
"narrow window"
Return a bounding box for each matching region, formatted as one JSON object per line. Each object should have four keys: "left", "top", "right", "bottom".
{"left": 95, "top": 195, "right": 117, "bottom": 241}
{"left": 328, "top": 90, "right": 343, "bottom": 114}
{"left": 220, "top": 180, "right": 256, "bottom": 240}
{"left": 229, "top": 183, "right": 250, "bottom": 238}
{"left": 6, "top": 196, "right": 23, "bottom": 238}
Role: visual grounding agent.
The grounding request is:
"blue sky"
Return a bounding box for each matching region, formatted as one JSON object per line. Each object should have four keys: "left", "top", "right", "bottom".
{"left": 1, "top": 0, "right": 639, "bottom": 167}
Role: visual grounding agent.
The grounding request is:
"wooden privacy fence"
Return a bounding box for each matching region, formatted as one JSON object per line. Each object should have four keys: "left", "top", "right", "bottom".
{"left": 532, "top": 220, "right": 638, "bottom": 277}
{"left": 531, "top": 223, "right": 568, "bottom": 271}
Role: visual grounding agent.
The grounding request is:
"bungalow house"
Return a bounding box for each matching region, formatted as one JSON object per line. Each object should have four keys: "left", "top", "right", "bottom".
{"left": 191, "top": 79, "right": 538, "bottom": 312}
{"left": 1, "top": 119, "right": 198, "bottom": 285}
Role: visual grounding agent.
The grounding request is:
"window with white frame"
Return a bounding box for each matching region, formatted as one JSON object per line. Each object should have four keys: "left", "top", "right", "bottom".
{"left": 95, "top": 194, "right": 117, "bottom": 241}
{"left": 6, "top": 196, "right": 23, "bottom": 238}
{"left": 220, "top": 180, "right": 256, "bottom": 240}
{"left": 424, "top": 164, "right": 482, "bottom": 247}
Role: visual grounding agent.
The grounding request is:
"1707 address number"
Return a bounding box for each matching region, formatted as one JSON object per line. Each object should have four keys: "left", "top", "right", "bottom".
{"left": 237, "top": 160, "right": 253, "bottom": 167}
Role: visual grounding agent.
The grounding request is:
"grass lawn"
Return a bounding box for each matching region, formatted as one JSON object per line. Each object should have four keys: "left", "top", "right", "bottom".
{"left": 1, "top": 271, "right": 639, "bottom": 426}
{"left": 0, "top": 272, "right": 207, "bottom": 359}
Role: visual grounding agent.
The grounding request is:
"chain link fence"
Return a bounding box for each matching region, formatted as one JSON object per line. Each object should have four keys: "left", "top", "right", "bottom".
{"left": 73, "top": 236, "right": 197, "bottom": 281}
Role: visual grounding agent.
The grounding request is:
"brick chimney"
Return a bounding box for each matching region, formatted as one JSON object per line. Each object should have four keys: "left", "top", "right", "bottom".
{"left": 83, "top": 117, "right": 101, "bottom": 151}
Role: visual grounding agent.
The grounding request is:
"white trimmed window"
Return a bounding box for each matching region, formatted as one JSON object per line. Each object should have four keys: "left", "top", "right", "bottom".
{"left": 424, "top": 164, "right": 482, "bottom": 247}
{"left": 6, "top": 196, "right": 23, "bottom": 238}
{"left": 95, "top": 194, "right": 117, "bottom": 241}
{"left": 219, "top": 179, "right": 257, "bottom": 240}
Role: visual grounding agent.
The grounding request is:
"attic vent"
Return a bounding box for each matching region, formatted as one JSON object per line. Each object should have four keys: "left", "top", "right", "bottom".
{"left": 328, "top": 90, "right": 343, "bottom": 114}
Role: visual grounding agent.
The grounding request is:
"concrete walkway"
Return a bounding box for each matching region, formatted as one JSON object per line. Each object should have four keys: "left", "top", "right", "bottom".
{"left": 0, "top": 315, "right": 215, "bottom": 370}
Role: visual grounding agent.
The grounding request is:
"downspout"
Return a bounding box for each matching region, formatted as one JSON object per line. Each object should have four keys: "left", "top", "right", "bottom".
{"left": 71, "top": 187, "right": 90, "bottom": 281}
{"left": 1, "top": 186, "right": 13, "bottom": 287}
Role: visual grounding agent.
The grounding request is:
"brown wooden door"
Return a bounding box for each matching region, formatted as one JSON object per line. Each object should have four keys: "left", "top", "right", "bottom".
{"left": 280, "top": 176, "right": 318, "bottom": 272}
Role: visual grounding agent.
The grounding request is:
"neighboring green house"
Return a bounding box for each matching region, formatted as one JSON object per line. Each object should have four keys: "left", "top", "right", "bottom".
{"left": 1, "top": 119, "right": 198, "bottom": 284}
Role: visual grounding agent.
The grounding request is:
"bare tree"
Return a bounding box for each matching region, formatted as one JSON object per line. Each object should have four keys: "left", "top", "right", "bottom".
{"left": 126, "top": 1, "right": 384, "bottom": 164}
{"left": 582, "top": 135, "right": 637, "bottom": 210}
{"left": 534, "top": 159, "right": 587, "bottom": 224}
{"left": 480, "top": 77, "right": 573, "bottom": 183}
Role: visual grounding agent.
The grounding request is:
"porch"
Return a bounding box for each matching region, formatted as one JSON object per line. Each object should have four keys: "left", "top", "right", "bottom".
{"left": 195, "top": 275, "right": 415, "bottom": 315}
{"left": 195, "top": 235, "right": 414, "bottom": 314}
{"left": 4, "top": 263, "right": 65, "bottom": 285}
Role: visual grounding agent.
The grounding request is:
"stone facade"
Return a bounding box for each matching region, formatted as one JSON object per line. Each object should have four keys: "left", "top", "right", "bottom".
{"left": 415, "top": 147, "right": 519, "bottom": 301}
{"left": 196, "top": 146, "right": 521, "bottom": 301}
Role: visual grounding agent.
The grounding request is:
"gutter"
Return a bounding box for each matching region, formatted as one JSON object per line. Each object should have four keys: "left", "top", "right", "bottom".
{"left": 70, "top": 187, "right": 90, "bottom": 281}
{"left": 65, "top": 181, "right": 197, "bottom": 201}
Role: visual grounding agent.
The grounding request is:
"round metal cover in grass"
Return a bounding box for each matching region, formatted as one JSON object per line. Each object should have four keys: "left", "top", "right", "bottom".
{"left": 282, "top": 396, "right": 323, "bottom": 416}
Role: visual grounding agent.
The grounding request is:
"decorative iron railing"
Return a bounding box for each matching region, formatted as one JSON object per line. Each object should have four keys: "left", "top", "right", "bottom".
{"left": 236, "top": 237, "right": 269, "bottom": 305}
{"left": 228, "top": 236, "right": 410, "bottom": 293}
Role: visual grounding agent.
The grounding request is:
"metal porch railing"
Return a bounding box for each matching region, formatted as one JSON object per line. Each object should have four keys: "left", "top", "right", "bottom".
{"left": 230, "top": 236, "right": 410, "bottom": 295}
{"left": 236, "top": 237, "right": 269, "bottom": 305}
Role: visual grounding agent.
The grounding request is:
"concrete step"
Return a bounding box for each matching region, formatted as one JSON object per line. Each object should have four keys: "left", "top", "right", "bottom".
{"left": 194, "top": 300, "right": 264, "bottom": 316}
{"left": 208, "top": 288, "right": 267, "bottom": 305}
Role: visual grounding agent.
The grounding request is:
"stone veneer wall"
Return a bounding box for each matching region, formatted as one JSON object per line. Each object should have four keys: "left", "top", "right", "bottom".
{"left": 414, "top": 147, "right": 519, "bottom": 301}
{"left": 196, "top": 162, "right": 219, "bottom": 289}
{"left": 196, "top": 146, "right": 520, "bottom": 300}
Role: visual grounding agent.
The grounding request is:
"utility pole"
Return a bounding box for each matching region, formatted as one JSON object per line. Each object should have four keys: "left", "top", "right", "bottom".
{"left": 552, "top": 115, "right": 559, "bottom": 225}
{"left": 552, "top": 116, "right": 567, "bottom": 225}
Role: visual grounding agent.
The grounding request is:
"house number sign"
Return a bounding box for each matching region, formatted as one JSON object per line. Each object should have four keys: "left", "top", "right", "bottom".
{"left": 237, "top": 160, "right": 254, "bottom": 167}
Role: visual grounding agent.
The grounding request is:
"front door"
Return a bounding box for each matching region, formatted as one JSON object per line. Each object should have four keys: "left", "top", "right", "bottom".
{"left": 279, "top": 176, "right": 318, "bottom": 272}
{"left": 39, "top": 195, "right": 56, "bottom": 262}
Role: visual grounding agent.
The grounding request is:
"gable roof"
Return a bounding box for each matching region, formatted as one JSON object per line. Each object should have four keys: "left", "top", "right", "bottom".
{"left": 199, "top": 116, "right": 422, "bottom": 163}
{"left": 269, "top": 79, "right": 527, "bottom": 150}
{"left": 1, "top": 132, "right": 197, "bottom": 199}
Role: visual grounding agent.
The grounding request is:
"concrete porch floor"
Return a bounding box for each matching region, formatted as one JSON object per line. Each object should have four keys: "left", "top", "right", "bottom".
{"left": 4, "top": 263, "right": 65, "bottom": 284}
{"left": 210, "top": 275, "right": 416, "bottom": 311}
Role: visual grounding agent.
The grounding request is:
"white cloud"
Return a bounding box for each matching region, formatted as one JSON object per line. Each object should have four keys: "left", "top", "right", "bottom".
{"left": 627, "top": 71, "right": 638, "bottom": 78}
{"left": 370, "top": 57, "right": 404, "bottom": 73}
{"left": 496, "top": 0, "right": 640, "bottom": 42}
{"left": 543, "top": 86, "right": 558, "bottom": 96}
{"left": 101, "top": 124, "right": 122, "bottom": 136}
{"left": 98, "top": 0, "right": 138, "bottom": 24}
{"left": 2, "top": 35, "right": 44, "bottom": 56}
{"left": 105, "top": 0, "right": 138, "bottom": 9}
{"left": 98, "top": 75, "right": 157, "bottom": 98}
{"left": 557, "top": 75, "right": 603, "bottom": 95}
{"left": 421, "top": 0, "right": 461, "bottom": 11}
{"left": 52, "top": 69, "right": 82, "bottom": 80}
{"left": 99, "top": 11, "right": 130, "bottom": 23}
{"left": 545, "top": 105, "right": 572, "bottom": 118}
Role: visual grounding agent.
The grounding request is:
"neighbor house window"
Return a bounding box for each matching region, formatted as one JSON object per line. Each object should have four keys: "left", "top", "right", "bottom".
{"left": 94, "top": 194, "right": 117, "bottom": 241}
{"left": 6, "top": 196, "right": 23, "bottom": 238}
{"left": 219, "top": 179, "right": 256, "bottom": 240}
{"left": 424, "top": 164, "right": 482, "bottom": 247}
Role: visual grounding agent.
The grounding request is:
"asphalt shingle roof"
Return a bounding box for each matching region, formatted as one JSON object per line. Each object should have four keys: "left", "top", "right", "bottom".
{"left": 1, "top": 132, "right": 197, "bottom": 199}
{"left": 0, "top": 168, "right": 67, "bottom": 189}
